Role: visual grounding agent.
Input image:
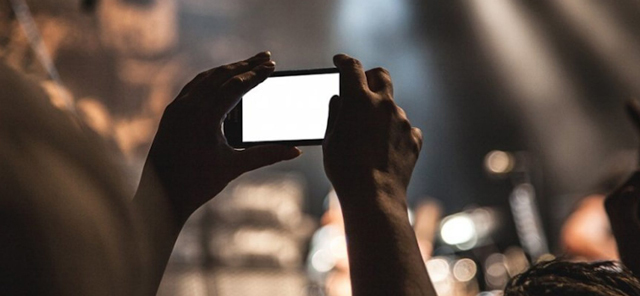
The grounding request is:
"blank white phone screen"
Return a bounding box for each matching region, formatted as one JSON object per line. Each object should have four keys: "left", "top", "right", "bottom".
{"left": 242, "top": 73, "right": 339, "bottom": 142}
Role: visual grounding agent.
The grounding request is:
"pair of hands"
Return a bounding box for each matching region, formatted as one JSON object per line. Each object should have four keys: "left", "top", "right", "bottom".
{"left": 144, "top": 52, "right": 422, "bottom": 221}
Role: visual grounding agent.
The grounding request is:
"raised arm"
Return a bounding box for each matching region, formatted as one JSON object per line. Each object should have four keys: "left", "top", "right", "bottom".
{"left": 133, "top": 52, "right": 301, "bottom": 294}
{"left": 605, "top": 100, "right": 640, "bottom": 277}
{"left": 323, "top": 54, "right": 437, "bottom": 296}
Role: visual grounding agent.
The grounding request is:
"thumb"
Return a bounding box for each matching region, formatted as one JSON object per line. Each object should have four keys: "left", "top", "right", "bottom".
{"left": 234, "top": 145, "right": 302, "bottom": 173}
{"left": 324, "top": 95, "right": 342, "bottom": 138}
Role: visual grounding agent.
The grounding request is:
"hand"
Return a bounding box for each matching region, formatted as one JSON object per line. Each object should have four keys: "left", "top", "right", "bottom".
{"left": 143, "top": 52, "right": 301, "bottom": 221}
{"left": 323, "top": 54, "right": 423, "bottom": 207}
{"left": 322, "top": 55, "right": 434, "bottom": 296}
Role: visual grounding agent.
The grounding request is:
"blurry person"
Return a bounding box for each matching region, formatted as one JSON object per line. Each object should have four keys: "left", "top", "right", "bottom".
{"left": 504, "top": 260, "right": 640, "bottom": 296}
{"left": 0, "top": 51, "right": 438, "bottom": 296}
{"left": 561, "top": 193, "right": 619, "bottom": 261}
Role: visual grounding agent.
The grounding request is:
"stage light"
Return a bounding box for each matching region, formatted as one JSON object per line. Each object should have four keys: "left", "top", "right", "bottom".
{"left": 504, "top": 246, "right": 530, "bottom": 277}
{"left": 467, "top": 0, "right": 602, "bottom": 179}
{"left": 485, "top": 253, "right": 509, "bottom": 289}
{"left": 452, "top": 258, "right": 477, "bottom": 282}
{"left": 440, "top": 207, "right": 500, "bottom": 251}
{"left": 426, "top": 257, "right": 454, "bottom": 295}
{"left": 485, "top": 150, "right": 514, "bottom": 174}
{"left": 440, "top": 214, "right": 476, "bottom": 246}
{"left": 311, "top": 249, "right": 334, "bottom": 273}
{"left": 552, "top": 0, "right": 640, "bottom": 95}
{"left": 510, "top": 184, "right": 549, "bottom": 259}
{"left": 426, "top": 257, "right": 451, "bottom": 283}
{"left": 329, "top": 236, "right": 348, "bottom": 262}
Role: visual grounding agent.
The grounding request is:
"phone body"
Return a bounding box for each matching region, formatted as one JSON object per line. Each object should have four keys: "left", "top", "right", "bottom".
{"left": 224, "top": 68, "right": 339, "bottom": 148}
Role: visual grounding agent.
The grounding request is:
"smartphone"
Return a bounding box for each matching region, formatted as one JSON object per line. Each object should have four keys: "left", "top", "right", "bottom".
{"left": 224, "top": 68, "right": 339, "bottom": 148}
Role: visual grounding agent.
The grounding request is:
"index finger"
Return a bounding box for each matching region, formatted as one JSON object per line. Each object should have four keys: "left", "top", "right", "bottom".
{"left": 215, "top": 61, "right": 276, "bottom": 118}
{"left": 333, "top": 54, "right": 368, "bottom": 97}
{"left": 180, "top": 51, "right": 272, "bottom": 99}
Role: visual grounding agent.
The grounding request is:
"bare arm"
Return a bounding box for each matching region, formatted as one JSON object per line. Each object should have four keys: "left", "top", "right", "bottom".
{"left": 323, "top": 54, "right": 437, "bottom": 296}
{"left": 133, "top": 52, "right": 301, "bottom": 294}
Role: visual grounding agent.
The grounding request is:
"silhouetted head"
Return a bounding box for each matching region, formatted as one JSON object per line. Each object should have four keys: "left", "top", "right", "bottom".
{"left": 504, "top": 260, "right": 640, "bottom": 296}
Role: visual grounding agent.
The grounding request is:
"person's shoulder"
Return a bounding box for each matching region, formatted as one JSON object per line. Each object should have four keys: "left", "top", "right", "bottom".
{"left": 0, "top": 61, "right": 141, "bottom": 295}
{"left": 0, "top": 62, "right": 49, "bottom": 106}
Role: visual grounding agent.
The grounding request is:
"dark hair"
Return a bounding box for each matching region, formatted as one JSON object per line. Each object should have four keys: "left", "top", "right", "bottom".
{"left": 504, "top": 260, "right": 640, "bottom": 296}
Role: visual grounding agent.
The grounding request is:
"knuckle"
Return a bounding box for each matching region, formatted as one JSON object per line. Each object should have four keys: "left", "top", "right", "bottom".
{"left": 413, "top": 139, "right": 422, "bottom": 154}
{"left": 345, "top": 57, "right": 362, "bottom": 68}
{"left": 218, "top": 64, "right": 234, "bottom": 73}
{"left": 414, "top": 128, "right": 424, "bottom": 142}
{"left": 372, "top": 67, "right": 390, "bottom": 77}
{"left": 194, "top": 71, "right": 208, "bottom": 80}
{"left": 353, "top": 82, "right": 370, "bottom": 96}
{"left": 369, "top": 67, "right": 392, "bottom": 86}
{"left": 208, "top": 67, "right": 223, "bottom": 78}
{"left": 379, "top": 97, "right": 397, "bottom": 110}
{"left": 396, "top": 106, "right": 407, "bottom": 118}
{"left": 227, "top": 75, "right": 246, "bottom": 88}
{"left": 412, "top": 133, "right": 423, "bottom": 153}
{"left": 400, "top": 118, "right": 412, "bottom": 131}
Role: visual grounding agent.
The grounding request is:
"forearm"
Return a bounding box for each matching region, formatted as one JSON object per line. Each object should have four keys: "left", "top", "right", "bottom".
{"left": 133, "top": 164, "right": 187, "bottom": 295}
{"left": 338, "top": 189, "right": 437, "bottom": 296}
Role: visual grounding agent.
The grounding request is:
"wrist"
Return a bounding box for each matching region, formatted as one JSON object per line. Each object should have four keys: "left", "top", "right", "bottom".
{"left": 333, "top": 170, "right": 409, "bottom": 212}
{"left": 135, "top": 162, "right": 190, "bottom": 230}
{"left": 336, "top": 187, "right": 409, "bottom": 224}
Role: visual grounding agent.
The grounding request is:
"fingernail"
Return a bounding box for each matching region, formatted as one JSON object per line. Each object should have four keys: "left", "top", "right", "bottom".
{"left": 264, "top": 60, "right": 276, "bottom": 68}
{"left": 254, "top": 51, "right": 271, "bottom": 58}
